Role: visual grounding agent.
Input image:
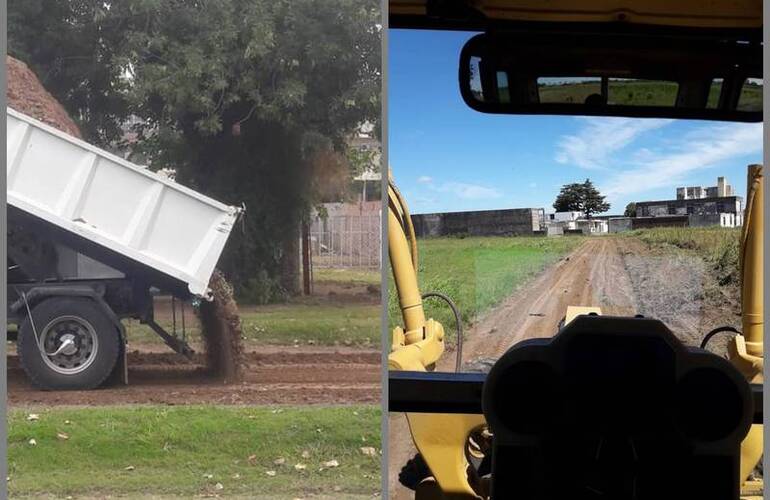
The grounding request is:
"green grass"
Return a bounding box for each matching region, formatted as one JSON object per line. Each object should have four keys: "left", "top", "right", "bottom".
{"left": 628, "top": 226, "right": 740, "bottom": 285}
{"left": 125, "top": 303, "right": 380, "bottom": 348}
{"left": 239, "top": 304, "right": 380, "bottom": 347}
{"left": 388, "top": 236, "right": 583, "bottom": 337}
{"left": 313, "top": 268, "right": 380, "bottom": 286}
{"left": 8, "top": 405, "right": 381, "bottom": 498}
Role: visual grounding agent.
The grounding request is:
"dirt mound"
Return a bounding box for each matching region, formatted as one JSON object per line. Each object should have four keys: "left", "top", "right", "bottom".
{"left": 198, "top": 270, "right": 245, "bottom": 382}
{"left": 7, "top": 55, "right": 82, "bottom": 138}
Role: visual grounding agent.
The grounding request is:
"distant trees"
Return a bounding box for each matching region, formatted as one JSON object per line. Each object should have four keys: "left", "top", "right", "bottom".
{"left": 624, "top": 202, "right": 637, "bottom": 217}
{"left": 553, "top": 179, "right": 610, "bottom": 218}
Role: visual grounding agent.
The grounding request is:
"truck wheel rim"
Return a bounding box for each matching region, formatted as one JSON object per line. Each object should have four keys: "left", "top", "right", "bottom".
{"left": 38, "top": 316, "right": 99, "bottom": 375}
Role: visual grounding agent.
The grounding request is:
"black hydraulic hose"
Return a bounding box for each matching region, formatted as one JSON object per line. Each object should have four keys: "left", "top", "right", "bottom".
{"left": 422, "top": 291, "right": 463, "bottom": 373}
{"left": 700, "top": 325, "right": 741, "bottom": 350}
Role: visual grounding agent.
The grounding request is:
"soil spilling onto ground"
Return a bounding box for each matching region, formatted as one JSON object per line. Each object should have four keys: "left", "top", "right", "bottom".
{"left": 7, "top": 56, "right": 82, "bottom": 138}
{"left": 198, "top": 270, "right": 245, "bottom": 382}
{"left": 7, "top": 346, "right": 379, "bottom": 406}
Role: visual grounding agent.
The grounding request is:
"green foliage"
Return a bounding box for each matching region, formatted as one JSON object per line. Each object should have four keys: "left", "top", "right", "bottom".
{"left": 624, "top": 202, "right": 637, "bottom": 217}
{"left": 553, "top": 178, "right": 610, "bottom": 218}
{"left": 9, "top": 0, "right": 381, "bottom": 297}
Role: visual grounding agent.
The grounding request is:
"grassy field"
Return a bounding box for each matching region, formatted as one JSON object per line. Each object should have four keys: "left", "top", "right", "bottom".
{"left": 125, "top": 303, "right": 380, "bottom": 348}
{"left": 629, "top": 226, "right": 740, "bottom": 285}
{"left": 313, "top": 268, "right": 380, "bottom": 286}
{"left": 388, "top": 236, "right": 583, "bottom": 337}
{"left": 123, "top": 269, "right": 381, "bottom": 348}
{"left": 9, "top": 405, "right": 381, "bottom": 498}
{"left": 239, "top": 303, "right": 380, "bottom": 347}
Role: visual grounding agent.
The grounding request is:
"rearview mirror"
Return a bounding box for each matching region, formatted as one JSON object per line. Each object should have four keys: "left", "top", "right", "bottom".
{"left": 459, "top": 32, "right": 762, "bottom": 122}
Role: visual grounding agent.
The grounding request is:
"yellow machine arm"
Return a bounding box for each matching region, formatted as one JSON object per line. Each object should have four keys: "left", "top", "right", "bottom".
{"left": 389, "top": 176, "right": 486, "bottom": 499}
{"left": 388, "top": 178, "right": 446, "bottom": 371}
{"left": 729, "top": 164, "right": 763, "bottom": 492}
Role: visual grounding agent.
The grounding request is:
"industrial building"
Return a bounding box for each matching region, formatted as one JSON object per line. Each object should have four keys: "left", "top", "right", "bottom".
{"left": 635, "top": 176, "right": 743, "bottom": 227}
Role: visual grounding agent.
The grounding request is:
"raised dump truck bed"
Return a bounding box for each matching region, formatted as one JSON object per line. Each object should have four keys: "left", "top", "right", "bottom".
{"left": 7, "top": 107, "right": 241, "bottom": 299}
{"left": 6, "top": 107, "right": 242, "bottom": 390}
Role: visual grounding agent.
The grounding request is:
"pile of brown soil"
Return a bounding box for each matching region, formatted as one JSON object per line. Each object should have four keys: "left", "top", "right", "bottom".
{"left": 7, "top": 55, "right": 82, "bottom": 138}
{"left": 198, "top": 270, "right": 245, "bottom": 382}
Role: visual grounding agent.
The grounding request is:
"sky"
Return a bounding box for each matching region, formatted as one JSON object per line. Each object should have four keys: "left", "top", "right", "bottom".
{"left": 389, "top": 29, "right": 763, "bottom": 215}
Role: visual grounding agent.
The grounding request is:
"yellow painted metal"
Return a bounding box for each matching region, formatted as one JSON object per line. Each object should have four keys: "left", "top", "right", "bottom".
{"left": 739, "top": 165, "right": 763, "bottom": 351}
{"left": 389, "top": 205, "right": 427, "bottom": 336}
{"left": 389, "top": 176, "right": 484, "bottom": 498}
{"left": 407, "top": 413, "right": 487, "bottom": 500}
{"left": 727, "top": 164, "right": 763, "bottom": 490}
{"left": 389, "top": 319, "right": 446, "bottom": 371}
{"left": 564, "top": 305, "right": 602, "bottom": 325}
{"left": 390, "top": 0, "right": 761, "bottom": 28}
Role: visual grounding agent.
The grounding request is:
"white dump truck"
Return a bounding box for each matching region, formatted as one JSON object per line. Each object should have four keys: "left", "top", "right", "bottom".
{"left": 6, "top": 108, "right": 243, "bottom": 390}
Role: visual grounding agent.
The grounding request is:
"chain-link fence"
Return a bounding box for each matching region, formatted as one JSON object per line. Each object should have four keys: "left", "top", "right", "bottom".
{"left": 309, "top": 205, "right": 381, "bottom": 269}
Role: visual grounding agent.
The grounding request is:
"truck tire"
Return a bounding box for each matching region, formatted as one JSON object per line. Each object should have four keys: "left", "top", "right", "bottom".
{"left": 17, "top": 297, "right": 120, "bottom": 390}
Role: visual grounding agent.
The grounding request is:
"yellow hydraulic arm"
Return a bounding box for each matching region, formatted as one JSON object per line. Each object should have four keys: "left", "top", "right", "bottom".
{"left": 388, "top": 176, "right": 486, "bottom": 499}
{"left": 728, "top": 164, "right": 763, "bottom": 492}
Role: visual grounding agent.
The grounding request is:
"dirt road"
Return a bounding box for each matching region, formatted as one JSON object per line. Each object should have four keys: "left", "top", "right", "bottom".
{"left": 389, "top": 236, "right": 737, "bottom": 498}
{"left": 8, "top": 345, "right": 380, "bottom": 407}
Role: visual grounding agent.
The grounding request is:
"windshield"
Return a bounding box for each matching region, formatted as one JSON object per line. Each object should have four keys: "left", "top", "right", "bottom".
{"left": 388, "top": 28, "right": 763, "bottom": 369}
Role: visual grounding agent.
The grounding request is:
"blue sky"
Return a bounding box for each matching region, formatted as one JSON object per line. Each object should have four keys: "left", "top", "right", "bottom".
{"left": 389, "top": 29, "right": 763, "bottom": 215}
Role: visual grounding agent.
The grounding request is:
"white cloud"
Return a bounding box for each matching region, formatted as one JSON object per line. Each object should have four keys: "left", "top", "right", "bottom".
{"left": 602, "top": 122, "right": 762, "bottom": 200}
{"left": 417, "top": 175, "right": 433, "bottom": 184}
{"left": 555, "top": 117, "right": 671, "bottom": 169}
{"left": 429, "top": 181, "right": 503, "bottom": 200}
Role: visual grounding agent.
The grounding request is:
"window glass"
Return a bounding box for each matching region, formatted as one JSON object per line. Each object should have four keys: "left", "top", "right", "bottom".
{"left": 737, "top": 78, "right": 762, "bottom": 112}
{"left": 607, "top": 78, "right": 678, "bottom": 106}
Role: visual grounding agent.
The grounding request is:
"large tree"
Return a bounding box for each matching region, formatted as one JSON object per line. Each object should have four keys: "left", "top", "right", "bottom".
{"left": 9, "top": 0, "right": 381, "bottom": 301}
{"left": 553, "top": 179, "right": 610, "bottom": 218}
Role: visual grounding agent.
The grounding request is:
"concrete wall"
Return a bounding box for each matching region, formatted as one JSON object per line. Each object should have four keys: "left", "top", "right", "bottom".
{"left": 631, "top": 215, "right": 689, "bottom": 229}
{"left": 609, "top": 218, "right": 633, "bottom": 233}
{"left": 411, "top": 208, "right": 542, "bottom": 238}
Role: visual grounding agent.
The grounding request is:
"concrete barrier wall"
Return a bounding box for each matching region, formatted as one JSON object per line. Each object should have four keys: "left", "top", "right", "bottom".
{"left": 411, "top": 208, "right": 540, "bottom": 238}
{"left": 608, "top": 218, "right": 633, "bottom": 233}
{"left": 631, "top": 215, "right": 689, "bottom": 229}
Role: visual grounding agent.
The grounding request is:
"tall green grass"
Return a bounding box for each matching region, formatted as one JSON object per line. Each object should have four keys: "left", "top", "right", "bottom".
{"left": 630, "top": 226, "right": 741, "bottom": 285}
{"left": 388, "top": 236, "right": 583, "bottom": 338}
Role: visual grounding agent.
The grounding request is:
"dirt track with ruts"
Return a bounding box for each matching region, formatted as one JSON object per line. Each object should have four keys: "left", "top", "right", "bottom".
{"left": 389, "top": 236, "right": 737, "bottom": 498}
{"left": 8, "top": 345, "right": 380, "bottom": 407}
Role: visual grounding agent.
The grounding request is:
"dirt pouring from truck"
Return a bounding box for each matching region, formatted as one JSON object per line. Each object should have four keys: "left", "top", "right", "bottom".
{"left": 198, "top": 270, "right": 245, "bottom": 382}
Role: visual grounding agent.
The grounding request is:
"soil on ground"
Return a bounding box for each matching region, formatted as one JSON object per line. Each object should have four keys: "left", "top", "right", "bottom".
{"left": 388, "top": 236, "right": 742, "bottom": 499}
{"left": 8, "top": 345, "right": 379, "bottom": 407}
{"left": 7, "top": 55, "right": 82, "bottom": 138}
